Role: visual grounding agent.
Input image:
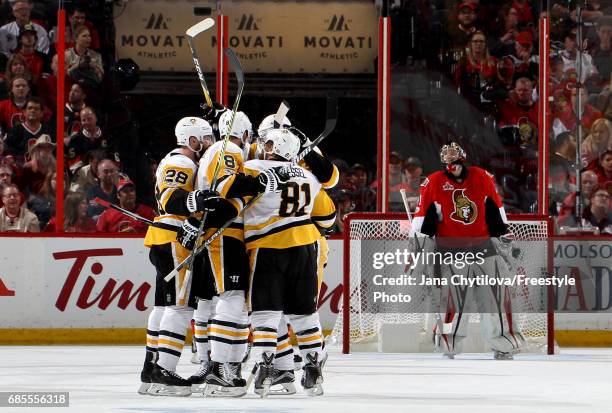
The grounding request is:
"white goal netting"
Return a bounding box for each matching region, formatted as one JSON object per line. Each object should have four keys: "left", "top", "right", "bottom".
{"left": 329, "top": 213, "right": 554, "bottom": 354}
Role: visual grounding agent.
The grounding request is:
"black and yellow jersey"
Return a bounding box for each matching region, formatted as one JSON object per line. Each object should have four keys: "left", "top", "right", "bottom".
{"left": 311, "top": 189, "right": 336, "bottom": 233}
{"left": 242, "top": 159, "right": 322, "bottom": 250}
{"left": 144, "top": 150, "right": 197, "bottom": 247}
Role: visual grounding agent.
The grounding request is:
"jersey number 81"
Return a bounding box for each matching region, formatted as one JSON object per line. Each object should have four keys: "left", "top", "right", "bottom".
{"left": 279, "top": 182, "right": 310, "bottom": 217}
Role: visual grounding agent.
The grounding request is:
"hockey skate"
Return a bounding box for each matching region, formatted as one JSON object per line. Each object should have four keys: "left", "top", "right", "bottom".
{"left": 254, "top": 369, "right": 296, "bottom": 396}
{"left": 203, "top": 362, "right": 247, "bottom": 397}
{"left": 253, "top": 353, "right": 275, "bottom": 398}
{"left": 301, "top": 352, "right": 323, "bottom": 396}
{"left": 147, "top": 364, "right": 192, "bottom": 397}
{"left": 493, "top": 350, "right": 514, "bottom": 360}
{"left": 188, "top": 361, "right": 212, "bottom": 393}
{"left": 138, "top": 350, "right": 156, "bottom": 395}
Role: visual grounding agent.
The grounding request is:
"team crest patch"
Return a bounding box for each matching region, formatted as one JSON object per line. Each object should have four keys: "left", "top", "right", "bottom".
{"left": 442, "top": 182, "right": 454, "bottom": 191}
{"left": 450, "top": 189, "right": 477, "bottom": 224}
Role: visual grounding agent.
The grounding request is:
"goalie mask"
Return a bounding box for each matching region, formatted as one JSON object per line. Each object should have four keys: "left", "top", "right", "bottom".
{"left": 219, "top": 110, "right": 252, "bottom": 146}
{"left": 175, "top": 117, "right": 213, "bottom": 152}
{"left": 440, "top": 142, "right": 467, "bottom": 176}
{"left": 264, "top": 128, "right": 300, "bottom": 161}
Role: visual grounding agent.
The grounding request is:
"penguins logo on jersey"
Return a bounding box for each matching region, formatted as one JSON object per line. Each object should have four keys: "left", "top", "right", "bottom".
{"left": 450, "top": 189, "right": 477, "bottom": 225}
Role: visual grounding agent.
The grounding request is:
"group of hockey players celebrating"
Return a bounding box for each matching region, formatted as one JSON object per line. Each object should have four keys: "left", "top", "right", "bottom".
{"left": 137, "top": 102, "right": 338, "bottom": 398}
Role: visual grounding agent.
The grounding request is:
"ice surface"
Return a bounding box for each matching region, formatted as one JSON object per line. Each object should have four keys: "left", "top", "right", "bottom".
{"left": 0, "top": 346, "right": 611, "bottom": 413}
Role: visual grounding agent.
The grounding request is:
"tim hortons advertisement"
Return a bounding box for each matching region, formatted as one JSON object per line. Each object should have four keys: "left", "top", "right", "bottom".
{"left": 0, "top": 238, "right": 343, "bottom": 331}
{"left": 114, "top": 0, "right": 378, "bottom": 73}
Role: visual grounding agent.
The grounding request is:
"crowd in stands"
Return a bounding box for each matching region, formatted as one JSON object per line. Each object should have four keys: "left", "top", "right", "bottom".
{"left": 0, "top": 1, "right": 152, "bottom": 234}
{"left": 0, "top": 0, "right": 609, "bottom": 236}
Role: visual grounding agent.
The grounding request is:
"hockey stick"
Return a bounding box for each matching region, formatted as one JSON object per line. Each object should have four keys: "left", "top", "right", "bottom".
{"left": 274, "top": 100, "right": 290, "bottom": 128}
{"left": 178, "top": 48, "right": 245, "bottom": 301}
{"left": 399, "top": 189, "right": 413, "bottom": 223}
{"left": 165, "top": 99, "right": 338, "bottom": 282}
{"left": 186, "top": 18, "right": 215, "bottom": 108}
{"left": 93, "top": 197, "right": 156, "bottom": 227}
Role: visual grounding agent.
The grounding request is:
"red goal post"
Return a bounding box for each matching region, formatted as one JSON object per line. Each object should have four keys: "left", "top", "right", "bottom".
{"left": 336, "top": 212, "right": 555, "bottom": 355}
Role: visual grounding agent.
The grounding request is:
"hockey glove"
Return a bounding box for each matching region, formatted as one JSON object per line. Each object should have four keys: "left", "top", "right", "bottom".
{"left": 200, "top": 101, "right": 227, "bottom": 123}
{"left": 290, "top": 127, "right": 313, "bottom": 151}
{"left": 186, "top": 189, "right": 220, "bottom": 213}
{"left": 177, "top": 217, "right": 201, "bottom": 250}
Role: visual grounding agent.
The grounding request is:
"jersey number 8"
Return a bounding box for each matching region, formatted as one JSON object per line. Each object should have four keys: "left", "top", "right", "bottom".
{"left": 279, "top": 182, "right": 311, "bottom": 217}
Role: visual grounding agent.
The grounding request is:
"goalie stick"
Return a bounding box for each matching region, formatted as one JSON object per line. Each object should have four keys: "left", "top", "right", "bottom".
{"left": 93, "top": 197, "right": 156, "bottom": 227}
{"left": 186, "top": 18, "right": 215, "bottom": 108}
{"left": 165, "top": 98, "right": 338, "bottom": 283}
{"left": 178, "top": 47, "right": 246, "bottom": 301}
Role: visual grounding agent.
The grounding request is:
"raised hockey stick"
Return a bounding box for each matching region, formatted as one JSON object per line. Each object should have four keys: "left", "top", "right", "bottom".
{"left": 186, "top": 18, "right": 215, "bottom": 108}
{"left": 178, "top": 48, "right": 245, "bottom": 300}
{"left": 93, "top": 197, "right": 156, "bottom": 227}
{"left": 274, "top": 100, "right": 290, "bottom": 128}
{"left": 165, "top": 99, "right": 338, "bottom": 282}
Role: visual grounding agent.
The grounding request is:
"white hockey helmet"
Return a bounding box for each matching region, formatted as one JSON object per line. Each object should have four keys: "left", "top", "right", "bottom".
{"left": 219, "top": 110, "right": 252, "bottom": 141}
{"left": 257, "top": 114, "right": 292, "bottom": 140}
{"left": 175, "top": 117, "right": 213, "bottom": 148}
{"left": 264, "top": 128, "right": 300, "bottom": 161}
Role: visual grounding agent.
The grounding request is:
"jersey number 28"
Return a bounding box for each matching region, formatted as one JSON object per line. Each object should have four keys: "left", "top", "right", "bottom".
{"left": 279, "top": 182, "right": 311, "bottom": 217}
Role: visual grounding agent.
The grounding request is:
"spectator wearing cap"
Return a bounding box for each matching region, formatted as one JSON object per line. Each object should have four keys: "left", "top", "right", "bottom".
{"left": 65, "top": 107, "right": 108, "bottom": 169}
{"left": 13, "top": 23, "right": 46, "bottom": 85}
{"left": 6, "top": 97, "right": 53, "bottom": 156}
{"left": 0, "top": 183, "right": 39, "bottom": 232}
{"left": 86, "top": 158, "right": 119, "bottom": 220}
{"left": 0, "top": 76, "right": 30, "bottom": 133}
{"left": 96, "top": 179, "right": 155, "bottom": 233}
{"left": 446, "top": 2, "right": 481, "bottom": 53}
{"left": 392, "top": 156, "right": 423, "bottom": 211}
{"left": 560, "top": 28, "right": 598, "bottom": 84}
{"left": 510, "top": 0, "right": 535, "bottom": 27}
{"left": 65, "top": 25, "right": 104, "bottom": 88}
{"left": 49, "top": 6, "right": 101, "bottom": 51}
{"left": 0, "top": 1, "right": 50, "bottom": 55}
{"left": 45, "top": 191, "right": 96, "bottom": 233}
{"left": 18, "top": 134, "right": 55, "bottom": 196}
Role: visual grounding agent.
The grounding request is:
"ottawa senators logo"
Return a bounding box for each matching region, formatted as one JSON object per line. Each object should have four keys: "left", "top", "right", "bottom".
{"left": 450, "top": 189, "right": 477, "bottom": 224}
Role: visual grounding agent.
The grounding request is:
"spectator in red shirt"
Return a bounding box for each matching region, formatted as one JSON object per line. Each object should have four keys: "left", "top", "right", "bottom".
{"left": 13, "top": 24, "right": 46, "bottom": 85}
{"left": 553, "top": 85, "right": 603, "bottom": 137}
{"left": 45, "top": 191, "right": 96, "bottom": 232}
{"left": 37, "top": 54, "right": 58, "bottom": 111}
{"left": 86, "top": 158, "right": 118, "bottom": 219}
{"left": 511, "top": 1, "right": 535, "bottom": 27}
{"left": 589, "top": 149, "right": 612, "bottom": 188}
{"left": 0, "top": 76, "right": 30, "bottom": 134}
{"left": 96, "top": 178, "right": 155, "bottom": 233}
{"left": 49, "top": 6, "right": 101, "bottom": 51}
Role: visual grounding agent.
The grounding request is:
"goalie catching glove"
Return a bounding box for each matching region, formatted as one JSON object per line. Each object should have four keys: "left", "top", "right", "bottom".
{"left": 186, "top": 189, "right": 220, "bottom": 213}
{"left": 177, "top": 216, "right": 201, "bottom": 250}
{"left": 257, "top": 165, "right": 304, "bottom": 193}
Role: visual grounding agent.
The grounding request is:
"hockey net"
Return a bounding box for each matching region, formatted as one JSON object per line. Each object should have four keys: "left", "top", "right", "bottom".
{"left": 329, "top": 213, "right": 555, "bottom": 354}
